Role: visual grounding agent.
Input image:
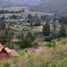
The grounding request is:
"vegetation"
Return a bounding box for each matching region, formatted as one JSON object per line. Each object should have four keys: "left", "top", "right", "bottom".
{"left": 0, "top": 11, "right": 67, "bottom": 67}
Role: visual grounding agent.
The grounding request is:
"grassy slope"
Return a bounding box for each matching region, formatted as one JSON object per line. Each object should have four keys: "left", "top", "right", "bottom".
{"left": 0, "top": 38, "right": 67, "bottom": 67}
{"left": 0, "top": 26, "right": 67, "bottom": 67}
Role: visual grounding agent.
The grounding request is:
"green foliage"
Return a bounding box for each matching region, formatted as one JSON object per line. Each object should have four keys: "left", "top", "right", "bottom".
{"left": 26, "top": 32, "right": 35, "bottom": 42}
{"left": 3, "top": 63, "right": 10, "bottom": 67}
{"left": 0, "top": 35, "right": 7, "bottom": 44}
{"left": 6, "top": 41, "right": 20, "bottom": 50}
{"left": 45, "top": 40, "right": 56, "bottom": 48}
{"left": 18, "top": 49, "right": 27, "bottom": 55}
{"left": 25, "top": 54, "right": 36, "bottom": 67}
{"left": 32, "top": 40, "right": 38, "bottom": 47}
{"left": 0, "top": 28, "right": 14, "bottom": 44}
{"left": 60, "top": 59, "right": 67, "bottom": 67}
{"left": 25, "top": 61, "right": 35, "bottom": 67}
{"left": 40, "top": 59, "right": 55, "bottom": 67}
{"left": 6, "top": 41, "right": 14, "bottom": 49}
{"left": 16, "top": 31, "right": 35, "bottom": 48}
{"left": 40, "top": 59, "right": 49, "bottom": 67}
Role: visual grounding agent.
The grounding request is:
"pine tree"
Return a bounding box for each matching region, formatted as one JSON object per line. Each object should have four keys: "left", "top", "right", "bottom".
{"left": 27, "top": 14, "right": 33, "bottom": 27}
{"left": 42, "top": 22, "right": 50, "bottom": 36}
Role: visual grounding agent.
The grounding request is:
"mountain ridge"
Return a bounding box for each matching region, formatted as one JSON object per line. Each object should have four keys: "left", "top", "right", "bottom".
{"left": 32, "top": 0, "right": 67, "bottom": 16}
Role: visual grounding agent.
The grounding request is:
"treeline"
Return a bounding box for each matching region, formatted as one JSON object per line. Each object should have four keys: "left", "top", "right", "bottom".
{"left": 42, "top": 19, "right": 67, "bottom": 41}
{"left": 0, "top": 9, "right": 25, "bottom": 14}
{"left": 27, "top": 14, "right": 67, "bottom": 26}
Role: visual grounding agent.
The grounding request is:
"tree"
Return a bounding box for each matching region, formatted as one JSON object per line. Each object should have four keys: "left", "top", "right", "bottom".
{"left": 26, "top": 32, "right": 35, "bottom": 43}
{"left": 0, "top": 15, "right": 6, "bottom": 30}
{"left": 59, "top": 16, "right": 67, "bottom": 24}
{"left": 27, "top": 14, "right": 33, "bottom": 27}
{"left": 59, "top": 23, "right": 66, "bottom": 37}
{"left": 52, "top": 17, "right": 57, "bottom": 32}
{"left": 42, "top": 22, "right": 50, "bottom": 36}
{"left": 0, "top": 35, "right": 7, "bottom": 44}
{"left": 11, "top": 15, "right": 18, "bottom": 19}
{"left": 41, "top": 15, "right": 47, "bottom": 22}
{"left": 18, "top": 31, "right": 35, "bottom": 48}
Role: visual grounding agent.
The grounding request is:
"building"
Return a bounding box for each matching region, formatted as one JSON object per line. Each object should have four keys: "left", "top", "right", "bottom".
{"left": 0, "top": 44, "right": 19, "bottom": 59}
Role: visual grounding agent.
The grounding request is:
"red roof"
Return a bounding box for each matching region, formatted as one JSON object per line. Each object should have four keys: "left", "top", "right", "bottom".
{"left": 0, "top": 44, "right": 19, "bottom": 57}
{"left": 5, "top": 48, "right": 12, "bottom": 54}
{"left": 0, "top": 44, "right": 4, "bottom": 52}
{"left": 10, "top": 49, "right": 20, "bottom": 56}
{"left": 4, "top": 48, "right": 19, "bottom": 56}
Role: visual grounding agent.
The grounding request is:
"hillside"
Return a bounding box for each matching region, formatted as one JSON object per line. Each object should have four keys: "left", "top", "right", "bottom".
{"left": 32, "top": 0, "right": 67, "bottom": 16}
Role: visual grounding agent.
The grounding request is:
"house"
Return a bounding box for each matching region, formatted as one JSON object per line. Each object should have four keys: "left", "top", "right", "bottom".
{"left": 0, "top": 44, "right": 19, "bottom": 59}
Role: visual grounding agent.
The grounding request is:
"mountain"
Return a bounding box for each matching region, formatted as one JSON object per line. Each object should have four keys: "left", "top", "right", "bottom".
{"left": 32, "top": 0, "right": 67, "bottom": 16}
{"left": 0, "top": 0, "right": 40, "bottom": 8}
{"left": 1, "top": 0, "right": 67, "bottom": 16}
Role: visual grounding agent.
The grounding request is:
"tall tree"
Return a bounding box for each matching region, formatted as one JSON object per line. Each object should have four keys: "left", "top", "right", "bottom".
{"left": 42, "top": 21, "right": 50, "bottom": 36}
{"left": 19, "top": 31, "right": 35, "bottom": 48}
{"left": 27, "top": 14, "right": 33, "bottom": 27}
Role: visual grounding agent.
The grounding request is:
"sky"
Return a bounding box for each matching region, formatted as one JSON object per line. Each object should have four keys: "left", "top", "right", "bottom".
{"left": 0, "top": 0, "right": 41, "bottom": 6}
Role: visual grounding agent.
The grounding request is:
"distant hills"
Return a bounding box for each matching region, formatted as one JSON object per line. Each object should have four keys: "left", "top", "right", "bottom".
{"left": 0, "top": 0, "right": 67, "bottom": 16}
{"left": 32, "top": 0, "right": 67, "bottom": 16}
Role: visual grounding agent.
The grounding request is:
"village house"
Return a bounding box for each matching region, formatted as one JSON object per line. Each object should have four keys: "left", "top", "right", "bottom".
{"left": 0, "top": 43, "right": 19, "bottom": 59}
